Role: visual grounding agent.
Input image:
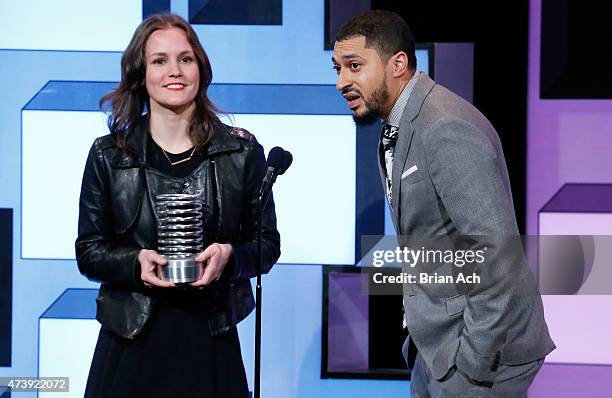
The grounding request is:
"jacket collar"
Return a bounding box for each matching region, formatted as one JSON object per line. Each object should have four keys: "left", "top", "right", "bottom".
{"left": 111, "top": 116, "right": 241, "bottom": 168}
{"left": 400, "top": 72, "right": 436, "bottom": 123}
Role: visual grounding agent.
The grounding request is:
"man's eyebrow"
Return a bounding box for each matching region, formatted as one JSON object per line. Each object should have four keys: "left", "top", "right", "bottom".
{"left": 338, "top": 54, "right": 366, "bottom": 61}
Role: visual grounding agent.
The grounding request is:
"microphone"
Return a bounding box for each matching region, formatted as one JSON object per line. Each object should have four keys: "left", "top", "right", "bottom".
{"left": 282, "top": 150, "right": 293, "bottom": 172}
{"left": 260, "top": 147, "right": 292, "bottom": 196}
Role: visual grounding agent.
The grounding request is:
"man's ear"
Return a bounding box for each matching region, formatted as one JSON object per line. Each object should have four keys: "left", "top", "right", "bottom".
{"left": 390, "top": 51, "right": 410, "bottom": 78}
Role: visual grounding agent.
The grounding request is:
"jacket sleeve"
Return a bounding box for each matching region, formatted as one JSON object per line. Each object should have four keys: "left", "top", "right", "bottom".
{"left": 228, "top": 137, "right": 281, "bottom": 282}
{"left": 75, "top": 139, "right": 143, "bottom": 289}
{"left": 422, "top": 118, "right": 521, "bottom": 382}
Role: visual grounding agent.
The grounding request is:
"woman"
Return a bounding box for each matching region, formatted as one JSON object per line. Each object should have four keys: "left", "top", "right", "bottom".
{"left": 75, "top": 14, "right": 280, "bottom": 398}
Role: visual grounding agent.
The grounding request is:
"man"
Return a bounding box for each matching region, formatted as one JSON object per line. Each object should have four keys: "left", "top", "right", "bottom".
{"left": 332, "top": 11, "right": 555, "bottom": 397}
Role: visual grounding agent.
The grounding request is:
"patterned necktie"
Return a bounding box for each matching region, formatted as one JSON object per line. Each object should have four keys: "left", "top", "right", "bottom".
{"left": 381, "top": 123, "right": 399, "bottom": 206}
{"left": 382, "top": 124, "right": 407, "bottom": 329}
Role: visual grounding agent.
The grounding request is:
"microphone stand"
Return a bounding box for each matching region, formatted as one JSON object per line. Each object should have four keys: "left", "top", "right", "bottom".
{"left": 254, "top": 147, "right": 291, "bottom": 398}
{"left": 254, "top": 185, "right": 272, "bottom": 398}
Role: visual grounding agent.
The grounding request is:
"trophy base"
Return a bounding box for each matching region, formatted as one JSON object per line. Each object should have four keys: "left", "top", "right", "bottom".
{"left": 158, "top": 255, "right": 202, "bottom": 284}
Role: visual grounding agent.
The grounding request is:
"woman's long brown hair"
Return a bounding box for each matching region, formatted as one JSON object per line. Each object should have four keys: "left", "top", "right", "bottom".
{"left": 100, "top": 14, "right": 222, "bottom": 155}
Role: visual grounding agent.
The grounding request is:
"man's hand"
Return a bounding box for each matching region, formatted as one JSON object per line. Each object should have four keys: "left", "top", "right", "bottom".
{"left": 457, "top": 368, "right": 494, "bottom": 388}
{"left": 139, "top": 249, "right": 175, "bottom": 288}
{"left": 191, "top": 243, "right": 233, "bottom": 287}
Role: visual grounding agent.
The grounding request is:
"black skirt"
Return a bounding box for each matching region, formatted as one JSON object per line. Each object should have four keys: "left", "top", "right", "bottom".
{"left": 84, "top": 290, "right": 249, "bottom": 398}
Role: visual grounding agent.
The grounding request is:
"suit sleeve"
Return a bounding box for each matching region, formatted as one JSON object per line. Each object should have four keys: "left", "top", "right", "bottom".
{"left": 228, "top": 137, "right": 281, "bottom": 281}
{"left": 422, "top": 118, "right": 521, "bottom": 382}
{"left": 75, "top": 139, "right": 143, "bottom": 289}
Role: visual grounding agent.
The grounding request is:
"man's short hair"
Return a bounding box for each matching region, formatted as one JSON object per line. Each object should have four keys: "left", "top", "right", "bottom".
{"left": 335, "top": 10, "right": 417, "bottom": 70}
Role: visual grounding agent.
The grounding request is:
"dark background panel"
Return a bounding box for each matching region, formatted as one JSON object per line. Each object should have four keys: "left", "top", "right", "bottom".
{"left": 372, "top": 0, "right": 529, "bottom": 233}
{"left": 0, "top": 209, "right": 13, "bottom": 367}
{"left": 324, "top": 0, "right": 371, "bottom": 50}
{"left": 189, "top": 0, "right": 282, "bottom": 25}
{"left": 368, "top": 295, "right": 408, "bottom": 370}
{"left": 541, "top": 0, "right": 612, "bottom": 99}
{"left": 142, "top": 0, "right": 171, "bottom": 19}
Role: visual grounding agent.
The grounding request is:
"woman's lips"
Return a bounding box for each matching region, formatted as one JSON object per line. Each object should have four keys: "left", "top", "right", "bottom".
{"left": 165, "top": 83, "right": 186, "bottom": 91}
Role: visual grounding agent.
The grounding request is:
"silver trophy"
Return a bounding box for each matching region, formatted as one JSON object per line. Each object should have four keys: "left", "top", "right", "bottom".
{"left": 155, "top": 193, "right": 204, "bottom": 283}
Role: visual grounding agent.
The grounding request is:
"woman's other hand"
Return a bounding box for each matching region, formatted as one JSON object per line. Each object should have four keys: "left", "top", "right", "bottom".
{"left": 139, "top": 249, "right": 175, "bottom": 288}
{"left": 191, "top": 243, "right": 233, "bottom": 287}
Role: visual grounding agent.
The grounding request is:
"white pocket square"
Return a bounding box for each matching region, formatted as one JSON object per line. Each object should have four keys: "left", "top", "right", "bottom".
{"left": 401, "top": 165, "right": 418, "bottom": 179}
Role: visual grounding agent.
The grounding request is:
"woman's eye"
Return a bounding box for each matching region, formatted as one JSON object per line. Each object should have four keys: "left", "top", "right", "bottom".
{"left": 181, "top": 56, "right": 193, "bottom": 63}
{"left": 152, "top": 58, "right": 166, "bottom": 65}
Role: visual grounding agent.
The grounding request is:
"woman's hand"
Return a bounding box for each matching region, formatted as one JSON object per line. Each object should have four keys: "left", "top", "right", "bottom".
{"left": 191, "top": 243, "right": 233, "bottom": 287}
{"left": 139, "top": 249, "right": 175, "bottom": 288}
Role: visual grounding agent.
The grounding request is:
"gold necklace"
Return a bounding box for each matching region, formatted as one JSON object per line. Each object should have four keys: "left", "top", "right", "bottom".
{"left": 161, "top": 146, "right": 196, "bottom": 166}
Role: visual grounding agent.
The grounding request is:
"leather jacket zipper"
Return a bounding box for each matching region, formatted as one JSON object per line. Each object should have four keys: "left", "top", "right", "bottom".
{"left": 210, "top": 160, "right": 223, "bottom": 239}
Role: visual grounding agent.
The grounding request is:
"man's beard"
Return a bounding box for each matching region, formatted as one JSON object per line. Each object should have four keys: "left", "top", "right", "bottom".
{"left": 353, "top": 79, "right": 389, "bottom": 126}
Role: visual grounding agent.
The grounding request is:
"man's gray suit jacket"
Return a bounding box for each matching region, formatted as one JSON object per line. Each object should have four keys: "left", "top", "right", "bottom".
{"left": 378, "top": 73, "right": 555, "bottom": 383}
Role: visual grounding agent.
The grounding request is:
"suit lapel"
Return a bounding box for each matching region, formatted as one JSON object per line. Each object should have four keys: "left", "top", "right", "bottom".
{"left": 390, "top": 73, "right": 436, "bottom": 229}
{"left": 390, "top": 119, "right": 415, "bottom": 220}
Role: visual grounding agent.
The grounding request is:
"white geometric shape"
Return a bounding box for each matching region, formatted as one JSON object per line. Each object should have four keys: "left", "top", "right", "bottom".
{"left": 22, "top": 110, "right": 108, "bottom": 259}
{"left": 232, "top": 114, "right": 356, "bottom": 265}
{"left": 0, "top": 1, "right": 141, "bottom": 51}
{"left": 38, "top": 319, "right": 99, "bottom": 398}
{"left": 539, "top": 211, "right": 612, "bottom": 364}
{"left": 22, "top": 110, "right": 356, "bottom": 264}
{"left": 542, "top": 295, "right": 612, "bottom": 365}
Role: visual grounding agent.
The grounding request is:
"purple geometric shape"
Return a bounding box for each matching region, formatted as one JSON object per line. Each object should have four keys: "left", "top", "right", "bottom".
{"left": 433, "top": 43, "right": 474, "bottom": 103}
{"left": 327, "top": 272, "right": 369, "bottom": 372}
{"left": 529, "top": 363, "right": 612, "bottom": 397}
{"left": 324, "top": 0, "right": 370, "bottom": 50}
{"left": 541, "top": 183, "right": 612, "bottom": 213}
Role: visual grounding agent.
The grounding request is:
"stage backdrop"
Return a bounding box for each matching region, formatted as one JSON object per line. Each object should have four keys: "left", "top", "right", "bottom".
{"left": 0, "top": 1, "right": 433, "bottom": 397}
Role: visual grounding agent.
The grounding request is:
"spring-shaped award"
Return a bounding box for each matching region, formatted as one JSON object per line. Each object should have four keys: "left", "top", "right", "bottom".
{"left": 155, "top": 193, "right": 204, "bottom": 283}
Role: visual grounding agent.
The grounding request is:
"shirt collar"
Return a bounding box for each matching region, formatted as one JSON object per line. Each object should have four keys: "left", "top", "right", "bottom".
{"left": 382, "top": 71, "right": 421, "bottom": 128}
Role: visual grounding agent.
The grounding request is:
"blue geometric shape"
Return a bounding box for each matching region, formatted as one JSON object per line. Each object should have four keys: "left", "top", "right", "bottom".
{"left": 355, "top": 121, "right": 385, "bottom": 261}
{"left": 23, "top": 81, "right": 117, "bottom": 112}
{"left": 189, "top": 0, "right": 282, "bottom": 25}
{"left": 0, "top": 209, "right": 12, "bottom": 367}
{"left": 23, "top": 81, "right": 350, "bottom": 115}
{"left": 209, "top": 84, "right": 350, "bottom": 115}
{"left": 40, "top": 289, "right": 98, "bottom": 320}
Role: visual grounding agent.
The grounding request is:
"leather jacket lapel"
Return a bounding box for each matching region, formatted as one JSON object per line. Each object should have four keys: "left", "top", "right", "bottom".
{"left": 110, "top": 121, "right": 148, "bottom": 168}
{"left": 207, "top": 125, "right": 241, "bottom": 155}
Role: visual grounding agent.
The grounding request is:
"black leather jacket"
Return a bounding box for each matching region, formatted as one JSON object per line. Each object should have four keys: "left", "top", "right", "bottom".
{"left": 75, "top": 118, "right": 280, "bottom": 338}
